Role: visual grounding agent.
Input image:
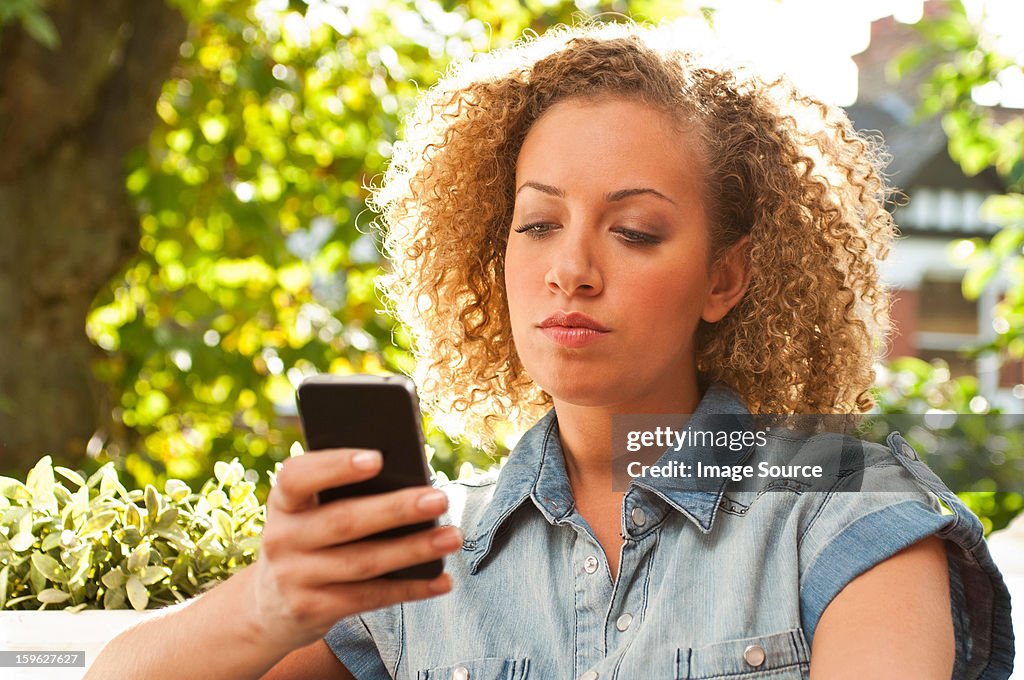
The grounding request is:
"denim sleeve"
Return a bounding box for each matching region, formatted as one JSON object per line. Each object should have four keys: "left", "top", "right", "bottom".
{"left": 798, "top": 432, "right": 1014, "bottom": 679}
{"left": 323, "top": 605, "right": 402, "bottom": 679}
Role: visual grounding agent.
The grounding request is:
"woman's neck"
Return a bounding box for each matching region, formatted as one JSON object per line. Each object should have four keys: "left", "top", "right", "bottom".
{"left": 553, "top": 379, "right": 705, "bottom": 496}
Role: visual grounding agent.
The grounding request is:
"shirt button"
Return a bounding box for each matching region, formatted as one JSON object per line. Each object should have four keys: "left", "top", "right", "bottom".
{"left": 583, "top": 555, "right": 599, "bottom": 574}
{"left": 579, "top": 672, "right": 599, "bottom": 680}
{"left": 615, "top": 613, "right": 633, "bottom": 631}
{"left": 743, "top": 644, "right": 766, "bottom": 667}
{"left": 453, "top": 666, "right": 470, "bottom": 680}
{"left": 630, "top": 506, "right": 647, "bottom": 528}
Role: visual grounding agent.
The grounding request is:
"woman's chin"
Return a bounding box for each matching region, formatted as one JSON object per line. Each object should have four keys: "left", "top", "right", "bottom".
{"left": 538, "top": 378, "right": 631, "bottom": 409}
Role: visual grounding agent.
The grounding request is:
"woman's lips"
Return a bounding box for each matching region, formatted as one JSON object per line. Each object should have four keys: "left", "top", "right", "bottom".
{"left": 539, "top": 326, "right": 610, "bottom": 348}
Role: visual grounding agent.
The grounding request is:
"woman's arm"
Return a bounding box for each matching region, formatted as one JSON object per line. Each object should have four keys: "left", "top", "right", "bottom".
{"left": 84, "top": 565, "right": 297, "bottom": 679}
{"left": 88, "top": 568, "right": 356, "bottom": 680}
{"left": 84, "top": 448, "right": 460, "bottom": 679}
{"left": 261, "top": 639, "right": 355, "bottom": 680}
{"left": 808, "top": 534, "right": 954, "bottom": 679}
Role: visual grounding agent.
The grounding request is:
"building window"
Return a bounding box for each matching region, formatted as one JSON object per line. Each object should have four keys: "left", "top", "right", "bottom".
{"left": 916, "top": 273, "right": 979, "bottom": 378}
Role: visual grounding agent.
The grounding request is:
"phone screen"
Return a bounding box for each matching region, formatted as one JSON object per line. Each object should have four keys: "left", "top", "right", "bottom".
{"left": 295, "top": 374, "right": 442, "bottom": 579}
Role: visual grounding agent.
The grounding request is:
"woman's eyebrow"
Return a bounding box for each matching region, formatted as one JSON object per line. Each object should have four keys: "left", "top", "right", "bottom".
{"left": 605, "top": 187, "right": 677, "bottom": 206}
{"left": 516, "top": 181, "right": 565, "bottom": 198}
{"left": 515, "top": 181, "right": 677, "bottom": 206}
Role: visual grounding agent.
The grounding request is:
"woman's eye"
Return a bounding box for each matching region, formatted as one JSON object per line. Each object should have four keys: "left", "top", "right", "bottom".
{"left": 615, "top": 228, "right": 660, "bottom": 245}
{"left": 513, "top": 222, "right": 556, "bottom": 239}
{"left": 512, "top": 223, "right": 660, "bottom": 245}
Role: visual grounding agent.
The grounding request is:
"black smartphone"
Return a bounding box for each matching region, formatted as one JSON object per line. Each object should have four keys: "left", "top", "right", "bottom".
{"left": 295, "top": 373, "right": 443, "bottom": 580}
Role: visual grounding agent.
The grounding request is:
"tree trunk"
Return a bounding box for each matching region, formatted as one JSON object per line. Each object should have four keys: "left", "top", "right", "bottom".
{"left": 0, "top": 0, "right": 187, "bottom": 474}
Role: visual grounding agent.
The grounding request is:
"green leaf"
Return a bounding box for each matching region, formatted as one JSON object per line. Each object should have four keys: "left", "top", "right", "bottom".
{"left": 980, "top": 194, "right": 1024, "bottom": 223}
{"left": 54, "top": 467, "right": 86, "bottom": 488}
{"left": 70, "top": 485, "right": 89, "bottom": 518}
{"left": 21, "top": 9, "right": 60, "bottom": 50}
{"left": 211, "top": 509, "right": 233, "bottom": 542}
{"left": 991, "top": 226, "right": 1024, "bottom": 258}
{"left": 229, "top": 481, "right": 255, "bottom": 507}
{"left": 227, "top": 460, "right": 245, "bottom": 486}
{"left": 126, "top": 502, "right": 142, "bottom": 529}
{"left": 165, "top": 479, "right": 191, "bottom": 502}
{"left": 37, "top": 588, "right": 71, "bottom": 604}
{"left": 9, "top": 531, "right": 35, "bottom": 552}
{"left": 67, "top": 546, "right": 92, "bottom": 584}
{"left": 41, "top": 532, "right": 63, "bottom": 551}
{"left": 127, "top": 543, "right": 150, "bottom": 572}
{"left": 126, "top": 576, "right": 149, "bottom": 610}
{"left": 206, "top": 489, "right": 228, "bottom": 509}
{"left": 27, "top": 456, "right": 57, "bottom": 514}
{"left": 117, "top": 525, "right": 142, "bottom": 548}
{"left": 236, "top": 536, "right": 261, "bottom": 553}
{"left": 79, "top": 511, "right": 118, "bottom": 537}
{"left": 145, "top": 485, "right": 161, "bottom": 527}
{"left": 963, "top": 260, "right": 997, "bottom": 299}
{"left": 85, "top": 464, "right": 115, "bottom": 490}
{"left": 31, "top": 553, "right": 67, "bottom": 583}
{"left": 53, "top": 485, "right": 72, "bottom": 506}
{"left": 99, "top": 468, "right": 127, "bottom": 498}
{"left": 0, "top": 565, "right": 8, "bottom": 609}
{"left": 29, "top": 558, "right": 46, "bottom": 593}
{"left": 155, "top": 507, "right": 179, "bottom": 530}
{"left": 103, "top": 585, "right": 126, "bottom": 609}
{"left": 153, "top": 526, "right": 191, "bottom": 552}
{"left": 213, "top": 461, "right": 230, "bottom": 485}
{"left": 0, "top": 476, "right": 31, "bottom": 501}
{"left": 140, "top": 566, "right": 169, "bottom": 586}
{"left": 4, "top": 595, "right": 39, "bottom": 608}
{"left": 101, "top": 569, "right": 127, "bottom": 590}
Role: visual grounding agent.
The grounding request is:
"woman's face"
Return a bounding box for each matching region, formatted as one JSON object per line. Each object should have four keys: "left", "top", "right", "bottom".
{"left": 504, "top": 96, "right": 743, "bottom": 410}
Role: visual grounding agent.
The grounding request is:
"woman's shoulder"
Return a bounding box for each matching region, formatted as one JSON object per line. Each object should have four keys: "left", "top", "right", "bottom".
{"left": 775, "top": 430, "right": 1015, "bottom": 674}
{"left": 749, "top": 424, "right": 952, "bottom": 499}
{"left": 745, "top": 427, "right": 959, "bottom": 549}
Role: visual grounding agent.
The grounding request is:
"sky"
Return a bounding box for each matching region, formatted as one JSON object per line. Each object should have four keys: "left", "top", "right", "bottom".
{"left": 290, "top": 0, "right": 1024, "bottom": 107}
{"left": 701, "top": 0, "right": 1024, "bottom": 107}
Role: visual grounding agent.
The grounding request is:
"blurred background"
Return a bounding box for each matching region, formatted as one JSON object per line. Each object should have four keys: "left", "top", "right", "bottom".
{"left": 0, "top": 0, "right": 1021, "bottom": 531}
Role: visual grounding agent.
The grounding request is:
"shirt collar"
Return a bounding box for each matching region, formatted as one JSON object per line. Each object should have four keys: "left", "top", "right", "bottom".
{"left": 625, "top": 381, "right": 757, "bottom": 532}
{"left": 463, "top": 381, "right": 756, "bottom": 574}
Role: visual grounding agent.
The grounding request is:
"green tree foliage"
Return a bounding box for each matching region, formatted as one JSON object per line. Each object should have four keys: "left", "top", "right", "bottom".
{"left": 890, "top": 0, "right": 1023, "bottom": 360}
{"left": 83, "top": 0, "right": 694, "bottom": 497}
{"left": 875, "top": 0, "right": 1024, "bottom": 533}
{"left": 9, "top": 0, "right": 1018, "bottom": 534}
{"left": 872, "top": 357, "right": 1023, "bottom": 534}
{"left": 0, "top": 0, "right": 60, "bottom": 49}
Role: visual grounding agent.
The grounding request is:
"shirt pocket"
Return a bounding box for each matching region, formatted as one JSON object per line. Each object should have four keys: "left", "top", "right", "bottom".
{"left": 416, "top": 657, "right": 530, "bottom": 680}
{"left": 676, "top": 628, "right": 810, "bottom": 680}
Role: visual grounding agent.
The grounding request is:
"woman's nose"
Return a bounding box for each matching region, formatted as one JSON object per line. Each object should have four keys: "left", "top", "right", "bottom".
{"left": 544, "top": 233, "right": 603, "bottom": 297}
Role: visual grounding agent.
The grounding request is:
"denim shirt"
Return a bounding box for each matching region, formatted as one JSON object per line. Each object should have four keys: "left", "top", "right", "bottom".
{"left": 325, "top": 382, "right": 1015, "bottom": 679}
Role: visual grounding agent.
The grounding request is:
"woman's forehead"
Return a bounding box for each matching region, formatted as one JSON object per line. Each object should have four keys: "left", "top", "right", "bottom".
{"left": 513, "top": 97, "right": 703, "bottom": 206}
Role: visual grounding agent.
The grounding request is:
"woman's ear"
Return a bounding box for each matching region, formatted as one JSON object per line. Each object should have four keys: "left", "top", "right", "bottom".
{"left": 701, "top": 235, "right": 752, "bottom": 324}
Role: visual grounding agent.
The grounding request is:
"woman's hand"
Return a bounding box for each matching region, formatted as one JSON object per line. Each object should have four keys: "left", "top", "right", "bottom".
{"left": 247, "top": 448, "right": 461, "bottom": 656}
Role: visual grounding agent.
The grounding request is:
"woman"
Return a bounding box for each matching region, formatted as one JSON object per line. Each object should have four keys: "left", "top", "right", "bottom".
{"left": 86, "top": 20, "right": 1014, "bottom": 680}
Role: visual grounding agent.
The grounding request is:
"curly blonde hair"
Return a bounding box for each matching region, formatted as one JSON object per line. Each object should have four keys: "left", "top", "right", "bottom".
{"left": 371, "top": 20, "right": 897, "bottom": 451}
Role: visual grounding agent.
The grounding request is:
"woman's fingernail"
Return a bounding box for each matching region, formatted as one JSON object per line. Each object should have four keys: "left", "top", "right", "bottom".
{"left": 352, "top": 450, "right": 381, "bottom": 470}
{"left": 431, "top": 526, "right": 463, "bottom": 550}
{"left": 429, "top": 573, "right": 451, "bottom": 593}
{"left": 416, "top": 489, "right": 447, "bottom": 513}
